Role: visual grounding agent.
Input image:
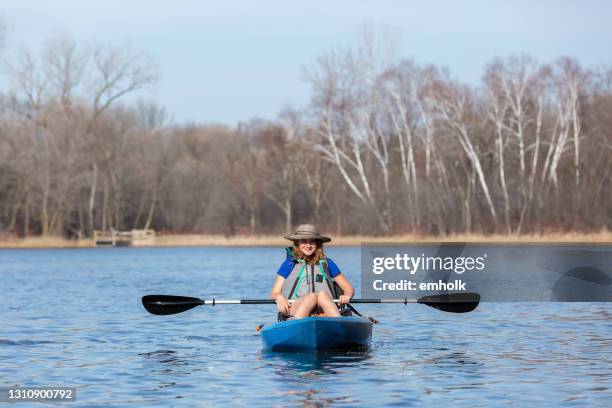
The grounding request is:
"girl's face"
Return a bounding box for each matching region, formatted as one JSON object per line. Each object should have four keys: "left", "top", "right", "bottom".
{"left": 298, "top": 239, "right": 318, "bottom": 256}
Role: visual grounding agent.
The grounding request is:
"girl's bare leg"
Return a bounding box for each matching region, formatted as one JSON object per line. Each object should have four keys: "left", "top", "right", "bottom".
{"left": 317, "top": 291, "right": 340, "bottom": 316}
{"left": 287, "top": 297, "right": 303, "bottom": 317}
{"left": 291, "top": 293, "right": 318, "bottom": 318}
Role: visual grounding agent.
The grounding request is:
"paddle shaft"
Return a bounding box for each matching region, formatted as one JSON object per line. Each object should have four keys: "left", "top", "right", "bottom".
{"left": 152, "top": 298, "right": 419, "bottom": 305}
{"left": 142, "top": 293, "right": 480, "bottom": 315}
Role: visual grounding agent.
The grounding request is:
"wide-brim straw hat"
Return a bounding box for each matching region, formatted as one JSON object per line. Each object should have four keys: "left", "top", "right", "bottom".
{"left": 284, "top": 224, "right": 332, "bottom": 243}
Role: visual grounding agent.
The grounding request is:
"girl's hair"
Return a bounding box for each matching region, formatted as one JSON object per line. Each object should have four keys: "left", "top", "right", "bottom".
{"left": 292, "top": 240, "right": 326, "bottom": 265}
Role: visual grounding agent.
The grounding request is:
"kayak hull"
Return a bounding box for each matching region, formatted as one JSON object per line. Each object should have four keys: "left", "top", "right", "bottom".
{"left": 260, "top": 316, "right": 373, "bottom": 352}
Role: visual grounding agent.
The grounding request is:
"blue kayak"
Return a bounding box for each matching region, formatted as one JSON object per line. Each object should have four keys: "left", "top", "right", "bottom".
{"left": 260, "top": 316, "right": 373, "bottom": 352}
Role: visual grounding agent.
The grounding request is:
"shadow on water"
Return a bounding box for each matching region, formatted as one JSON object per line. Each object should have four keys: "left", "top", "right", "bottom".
{"left": 406, "top": 350, "right": 486, "bottom": 392}
{"left": 139, "top": 350, "right": 194, "bottom": 378}
{"left": 259, "top": 350, "right": 373, "bottom": 377}
{"left": 418, "top": 350, "right": 482, "bottom": 369}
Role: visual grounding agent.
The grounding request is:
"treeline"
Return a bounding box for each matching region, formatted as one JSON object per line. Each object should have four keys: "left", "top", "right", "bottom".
{"left": 0, "top": 35, "right": 610, "bottom": 238}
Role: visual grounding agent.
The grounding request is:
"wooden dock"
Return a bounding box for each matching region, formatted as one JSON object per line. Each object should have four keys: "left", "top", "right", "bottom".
{"left": 94, "top": 229, "right": 155, "bottom": 247}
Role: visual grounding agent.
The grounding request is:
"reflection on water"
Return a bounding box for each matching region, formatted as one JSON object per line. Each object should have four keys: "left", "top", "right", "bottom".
{"left": 281, "top": 388, "right": 353, "bottom": 407}
{"left": 260, "top": 350, "right": 373, "bottom": 377}
{"left": 0, "top": 339, "right": 61, "bottom": 346}
{"left": 258, "top": 351, "right": 373, "bottom": 407}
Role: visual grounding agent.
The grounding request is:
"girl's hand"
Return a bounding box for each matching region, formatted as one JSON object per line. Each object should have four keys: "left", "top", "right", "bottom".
{"left": 339, "top": 294, "right": 352, "bottom": 305}
{"left": 275, "top": 295, "right": 290, "bottom": 314}
{"left": 333, "top": 275, "right": 354, "bottom": 305}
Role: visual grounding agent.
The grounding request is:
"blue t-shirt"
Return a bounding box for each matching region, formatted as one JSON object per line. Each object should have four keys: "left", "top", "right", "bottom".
{"left": 276, "top": 258, "right": 342, "bottom": 279}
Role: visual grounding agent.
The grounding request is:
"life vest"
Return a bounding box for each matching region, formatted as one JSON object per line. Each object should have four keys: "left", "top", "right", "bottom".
{"left": 281, "top": 247, "right": 339, "bottom": 300}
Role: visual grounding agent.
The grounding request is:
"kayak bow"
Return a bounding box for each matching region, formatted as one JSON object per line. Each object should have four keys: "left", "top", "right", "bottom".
{"left": 260, "top": 316, "right": 373, "bottom": 352}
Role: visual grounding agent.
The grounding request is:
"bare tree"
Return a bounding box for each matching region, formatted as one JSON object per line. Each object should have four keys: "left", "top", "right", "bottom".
{"left": 379, "top": 61, "right": 424, "bottom": 229}
{"left": 304, "top": 30, "right": 397, "bottom": 234}
{"left": 426, "top": 75, "right": 499, "bottom": 226}
{"left": 4, "top": 37, "right": 157, "bottom": 236}
{"left": 484, "top": 55, "right": 543, "bottom": 232}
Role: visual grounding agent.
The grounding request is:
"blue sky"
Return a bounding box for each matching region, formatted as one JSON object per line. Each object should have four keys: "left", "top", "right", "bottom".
{"left": 2, "top": 0, "right": 611, "bottom": 125}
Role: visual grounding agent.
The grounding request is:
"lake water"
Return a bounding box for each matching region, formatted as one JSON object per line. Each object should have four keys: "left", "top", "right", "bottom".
{"left": 1, "top": 247, "right": 610, "bottom": 407}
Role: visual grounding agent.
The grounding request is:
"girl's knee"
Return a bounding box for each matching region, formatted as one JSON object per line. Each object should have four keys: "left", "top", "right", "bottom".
{"left": 317, "top": 291, "right": 332, "bottom": 300}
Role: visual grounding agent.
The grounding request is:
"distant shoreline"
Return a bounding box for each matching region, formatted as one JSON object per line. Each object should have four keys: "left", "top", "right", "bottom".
{"left": 0, "top": 231, "right": 610, "bottom": 249}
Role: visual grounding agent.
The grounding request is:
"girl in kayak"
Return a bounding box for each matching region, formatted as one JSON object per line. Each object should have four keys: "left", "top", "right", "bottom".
{"left": 270, "top": 224, "right": 355, "bottom": 318}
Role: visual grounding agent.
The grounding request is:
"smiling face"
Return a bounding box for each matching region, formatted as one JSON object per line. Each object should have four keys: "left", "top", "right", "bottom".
{"left": 297, "top": 239, "right": 318, "bottom": 257}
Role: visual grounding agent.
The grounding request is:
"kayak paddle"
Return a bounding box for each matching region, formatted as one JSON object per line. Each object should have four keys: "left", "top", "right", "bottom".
{"left": 349, "top": 293, "right": 480, "bottom": 313}
{"left": 142, "top": 295, "right": 204, "bottom": 315}
{"left": 142, "top": 292, "right": 480, "bottom": 315}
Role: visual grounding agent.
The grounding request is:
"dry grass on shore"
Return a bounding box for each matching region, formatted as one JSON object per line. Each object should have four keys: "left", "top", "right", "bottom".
{"left": 0, "top": 230, "right": 610, "bottom": 249}
{"left": 0, "top": 236, "right": 94, "bottom": 249}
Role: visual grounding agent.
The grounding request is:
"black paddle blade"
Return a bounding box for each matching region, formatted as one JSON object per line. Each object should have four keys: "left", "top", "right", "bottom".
{"left": 418, "top": 293, "right": 480, "bottom": 313}
{"left": 142, "top": 295, "right": 204, "bottom": 315}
